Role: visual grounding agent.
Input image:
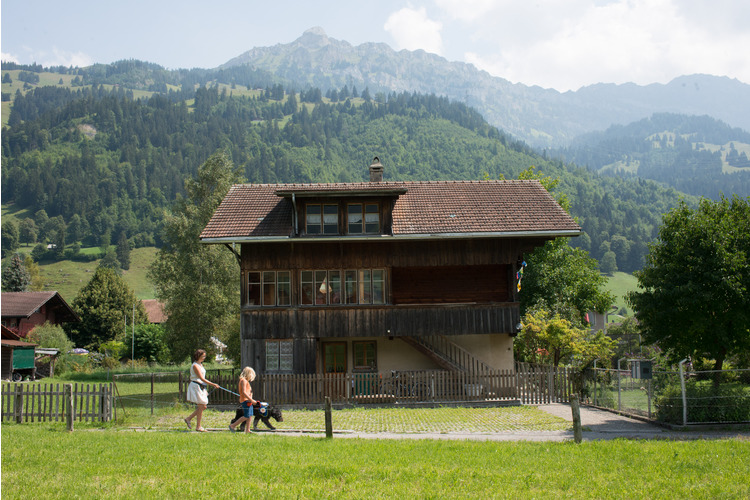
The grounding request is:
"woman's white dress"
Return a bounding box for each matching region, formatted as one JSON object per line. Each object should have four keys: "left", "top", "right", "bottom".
{"left": 186, "top": 363, "right": 209, "bottom": 405}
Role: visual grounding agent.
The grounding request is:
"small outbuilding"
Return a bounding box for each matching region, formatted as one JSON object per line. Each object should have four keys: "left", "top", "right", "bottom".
{"left": 1, "top": 325, "right": 37, "bottom": 381}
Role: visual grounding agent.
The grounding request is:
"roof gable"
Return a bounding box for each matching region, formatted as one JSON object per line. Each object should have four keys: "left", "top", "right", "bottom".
{"left": 1, "top": 291, "right": 80, "bottom": 322}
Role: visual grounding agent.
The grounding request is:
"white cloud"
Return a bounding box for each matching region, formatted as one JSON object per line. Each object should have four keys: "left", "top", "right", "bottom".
{"left": 42, "top": 48, "right": 94, "bottom": 68}
{"left": 384, "top": 7, "right": 444, "bottom": 55}
{"left": 437, "top": 0, "right": 750, "bottom": 91}
{"left": 1, "top": 52, "right": 19, "bottom": 63}
{"left": 5, "top": 47, "right": 94, "bottom": 68}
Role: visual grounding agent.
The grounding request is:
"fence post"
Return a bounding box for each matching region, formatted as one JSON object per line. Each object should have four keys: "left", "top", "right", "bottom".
{"left": 14, "top": 384, "right": 23, "bottom": 423}
{"left": 151, "top": 373, "right": 155, "bottom": 415}
{"left": 678, "top": 358, "right": 689, "bottom": 426}
{"left": 570, "top": 394, "right": 582, "bottom": 443}
{"left": 617, "top": 358, "right": 626, "bottom": 411}
{"left": 593, "top": 360, "right": 598, "bottom": 407}
{"left": 65, "top": 384, "right": 74, "bottom": 432}
{"left": 324, "top": 396, "right": 333, "bottom": 439}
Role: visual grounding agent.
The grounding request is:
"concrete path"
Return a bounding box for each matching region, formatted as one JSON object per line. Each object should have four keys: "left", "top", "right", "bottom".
{"left": 251, "top": 404, "right": 750, "bottom": 442}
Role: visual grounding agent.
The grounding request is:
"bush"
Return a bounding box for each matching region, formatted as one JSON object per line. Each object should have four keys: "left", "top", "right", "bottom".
{"left": 654, "top": 382, "right": 750, "bottom": 424}
{"left": 124, "top": 324, "right": 170, "bottom": 364}
{"left": 27, "top": 322, "right": 75, "bottom": 374}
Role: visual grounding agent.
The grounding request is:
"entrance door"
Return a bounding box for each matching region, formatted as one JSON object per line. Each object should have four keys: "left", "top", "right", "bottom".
{"left": 323, "top": 342, "right": 347, "bottom": 400}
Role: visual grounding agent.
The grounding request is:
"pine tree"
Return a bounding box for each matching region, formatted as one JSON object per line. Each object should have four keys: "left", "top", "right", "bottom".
{"left": 1, "top": 253, "right": 31, "bottom": 292}
{"left": 66, "top": 266, "right": 147, "bottom": 349}
{"left": 116, "top": 231, "right": 131, "bottom": 270}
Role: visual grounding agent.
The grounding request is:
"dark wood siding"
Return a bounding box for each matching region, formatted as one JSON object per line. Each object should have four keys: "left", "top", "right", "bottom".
{"left": 242, "top": 303, "right": 519, "bottom": 340}
{"left": 391, "top": 265, "right": 509, "bottom": 304}
{"left": 241, "top": 238, "right": 545, "bottom": 270}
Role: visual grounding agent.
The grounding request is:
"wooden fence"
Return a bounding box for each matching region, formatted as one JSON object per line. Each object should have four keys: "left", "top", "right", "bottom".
{"left": 1, "top": 383, "right": 113, "bottom": 423}
{"left": 515, "top": 362, "right": 577, "bottom": 404}
{"left": 178, "top": 363, "right": 577, "bottom": 407}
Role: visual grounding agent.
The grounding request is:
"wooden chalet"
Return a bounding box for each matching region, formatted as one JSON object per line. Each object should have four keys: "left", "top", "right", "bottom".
{"left": 200, "top": 158, "right": 580, "bottom": 380}
{"left": 1, "top": 291, "right": 79, "bottom": 338}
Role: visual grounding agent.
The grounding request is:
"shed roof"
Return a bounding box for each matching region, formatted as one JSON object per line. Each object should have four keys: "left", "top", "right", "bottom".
{"left": 200, "top": 179, "right": 580, "bottom": 242}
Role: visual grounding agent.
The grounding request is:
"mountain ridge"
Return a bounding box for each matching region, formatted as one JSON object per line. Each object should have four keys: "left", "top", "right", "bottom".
{"left": 221, "top": 27, "right": 750, "bottom": 148}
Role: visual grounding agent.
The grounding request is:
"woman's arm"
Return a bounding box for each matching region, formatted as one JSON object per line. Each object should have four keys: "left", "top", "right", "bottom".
{"left": 194, "top": 363, "right": 219, "bottom": 388}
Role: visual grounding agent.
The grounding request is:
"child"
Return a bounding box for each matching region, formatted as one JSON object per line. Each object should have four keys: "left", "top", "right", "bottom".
{"left": 228, "top": 366, "right": 256, "bottom": 433}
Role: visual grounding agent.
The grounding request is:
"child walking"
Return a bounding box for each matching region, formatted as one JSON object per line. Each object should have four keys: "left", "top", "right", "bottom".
{"left": 228, "top": 366, "right": 257, "bottom": 433}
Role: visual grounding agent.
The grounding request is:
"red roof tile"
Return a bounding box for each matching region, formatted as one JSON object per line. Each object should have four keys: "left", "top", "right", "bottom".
{"left": 142, "top": 299, "right": 167, "bottom": 324}
{"left": 200, "top": 180, "right": 580, "bottom": 241}
{"left": 1, "top": 291, "right": 79, "bottom": 322}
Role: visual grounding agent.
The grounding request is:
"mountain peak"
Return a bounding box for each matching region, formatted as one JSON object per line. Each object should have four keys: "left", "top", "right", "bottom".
{"left": 297, "top": 27, "right": 330, "bottom": 48}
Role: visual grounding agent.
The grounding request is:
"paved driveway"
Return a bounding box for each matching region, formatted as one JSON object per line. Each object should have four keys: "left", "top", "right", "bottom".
{"left": 263, "top": 404, "right": 750, "bottom": 442}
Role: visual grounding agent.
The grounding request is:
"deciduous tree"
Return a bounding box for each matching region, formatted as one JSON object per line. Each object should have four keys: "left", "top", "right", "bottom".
{"left": 516, "top": 307, "right": 614, "bottom": 367}
{"left": 148, "top": 151, "right": 243, "bottom": 362}
{"left": 628, "top": 195, "right": 750, "bottom": 374}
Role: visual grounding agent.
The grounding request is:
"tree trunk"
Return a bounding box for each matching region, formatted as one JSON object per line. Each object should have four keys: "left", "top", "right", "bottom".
{"left": 712, "top": 347, "right": 726, "bottom": 391}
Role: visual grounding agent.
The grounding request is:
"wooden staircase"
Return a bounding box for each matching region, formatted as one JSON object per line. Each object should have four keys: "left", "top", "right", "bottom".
{"left": 400, "top": 335, "right": 494, "bottom": 374}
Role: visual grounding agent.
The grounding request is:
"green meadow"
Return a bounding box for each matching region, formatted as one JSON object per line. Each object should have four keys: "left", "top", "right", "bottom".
{"left": 2, "top": 423, "right": 748, "bottom": 499}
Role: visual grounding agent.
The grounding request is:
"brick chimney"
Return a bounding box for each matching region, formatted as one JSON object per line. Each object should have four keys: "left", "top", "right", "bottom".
{"left": 369, "top": 157, "right": 383, "bottom": 182}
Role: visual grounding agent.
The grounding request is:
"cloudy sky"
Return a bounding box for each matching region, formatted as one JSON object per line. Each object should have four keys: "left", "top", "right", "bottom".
{"left": 2, "top": 0, "right": 749, "bottom": 92}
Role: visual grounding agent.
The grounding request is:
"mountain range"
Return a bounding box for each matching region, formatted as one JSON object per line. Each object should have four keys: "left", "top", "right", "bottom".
{"left": 222, "top": 27, "right": 750, "bottom": 149}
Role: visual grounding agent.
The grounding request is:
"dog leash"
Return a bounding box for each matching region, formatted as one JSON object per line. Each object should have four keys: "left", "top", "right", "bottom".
{"left": 213, "top": 385, "right": 240, "bottom": 397}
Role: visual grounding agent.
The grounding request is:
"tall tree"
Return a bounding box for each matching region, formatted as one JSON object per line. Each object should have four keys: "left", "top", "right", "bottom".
{"left": 66, "top": 266, "right": 147, "bottom": 349}
{"left": 23, "top": 254, "right": 45, "bottom": 291}
{"left": 1, "top": 220, "right": 20, "bottom": 258}
{"left": 628, "top": 195, "right": 750, "bottom": 374}
{"left": 518, "top": 167, "right": 614, "bottom": 324}
{"left": 148, "top": 151, "right": 244, "bottom": 362}
{"left": 116, "top": 231, "right": 131, "bottom": 270}
{"left": 1, "top": 253, "right": 31, "bottom": 292}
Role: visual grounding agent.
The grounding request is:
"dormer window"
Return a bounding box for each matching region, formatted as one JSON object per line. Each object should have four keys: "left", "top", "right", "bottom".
{"left": 348, "top": 203, "right": 380, "bottom": 234}
{"left": 306, "top": 204, "right": 338, "bottom": 235}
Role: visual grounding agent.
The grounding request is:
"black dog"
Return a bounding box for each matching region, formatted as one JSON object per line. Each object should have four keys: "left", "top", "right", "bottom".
{"left": 230, "top": 402, "right": 283, "bottom": 431}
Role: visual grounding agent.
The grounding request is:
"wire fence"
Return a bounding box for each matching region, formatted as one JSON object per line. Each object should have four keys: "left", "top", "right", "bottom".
{"left": 582, "top": 360, "right": 750, "bottom": 425}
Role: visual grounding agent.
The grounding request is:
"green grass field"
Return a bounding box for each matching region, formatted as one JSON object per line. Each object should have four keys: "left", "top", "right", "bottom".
{"left": 2, "top": 423, "right": 748, "bottom": 499}
{"left": 604, "top": 271, "right": 639, "bottom": 318}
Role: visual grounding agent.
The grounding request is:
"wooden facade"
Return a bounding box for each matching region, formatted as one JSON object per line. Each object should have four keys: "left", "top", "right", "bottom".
{"left": 202, "top": 164, "right": 581, "bottom": 379}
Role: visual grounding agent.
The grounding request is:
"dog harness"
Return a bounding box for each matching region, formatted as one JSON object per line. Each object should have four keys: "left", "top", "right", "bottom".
{"left": 253, "top": 402, "right": 270, "bottom": 418}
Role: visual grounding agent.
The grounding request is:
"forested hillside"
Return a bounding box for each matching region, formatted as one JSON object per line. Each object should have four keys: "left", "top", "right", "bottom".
{"left": 2, "top": 62, "right": 688, "bottom": 274}
{"left": 559, "top": 113, "right": 750, "bottom": 199}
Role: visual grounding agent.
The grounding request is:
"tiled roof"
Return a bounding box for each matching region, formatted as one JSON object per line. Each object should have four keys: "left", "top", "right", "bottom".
{"left": 142, "top": 299, "right": 167, "bottom": 324}
{"left": 1, "top": 291, "right": 79, "bottom": 322}
{"left": 2, "top": 291, "right": 59, "bottom": 318}
{"left": 200, "top": 180, "right": 580, "bottom": 240}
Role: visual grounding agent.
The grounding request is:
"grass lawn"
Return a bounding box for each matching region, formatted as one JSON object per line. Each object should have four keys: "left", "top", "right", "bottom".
{"left": 2, "top": 422, "right": 749, "bottom": 499}
{"left": 604, "top": 271, "right": 639, "bottom": 317}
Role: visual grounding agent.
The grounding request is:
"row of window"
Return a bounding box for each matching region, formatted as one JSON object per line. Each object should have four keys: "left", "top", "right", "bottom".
{"left": 266, "top": 339, "right": 377, "bottom": 373}
{"left": 305, "top": 203, "right": 380, "bottom": 235}
{"left": 248, "top": 269, "right": 386, "bottom": 307}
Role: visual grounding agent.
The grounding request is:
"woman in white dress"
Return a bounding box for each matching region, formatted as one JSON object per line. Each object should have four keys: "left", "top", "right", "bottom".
{"left": 184, "top": 349, "right": 219, "bottom": 432}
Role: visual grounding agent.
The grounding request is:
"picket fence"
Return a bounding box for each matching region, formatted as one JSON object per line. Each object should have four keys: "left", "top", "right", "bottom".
{"left": 179, "top": 363, "right": 576, "bottom": 407}
{"left": 1, "top": 383, "right": 113, "bottom": 423}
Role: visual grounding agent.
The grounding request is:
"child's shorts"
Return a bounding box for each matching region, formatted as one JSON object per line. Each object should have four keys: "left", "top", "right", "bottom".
{"left": 241, "top": 400, "right": 254, "bottom": 418}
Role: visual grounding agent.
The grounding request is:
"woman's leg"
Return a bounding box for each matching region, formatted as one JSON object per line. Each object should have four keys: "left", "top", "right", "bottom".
{"left": 185, "top": 405, "right": 200, "bottom": 428}
{"left": 195, "top": 404, "right": 207, "bottom": 430}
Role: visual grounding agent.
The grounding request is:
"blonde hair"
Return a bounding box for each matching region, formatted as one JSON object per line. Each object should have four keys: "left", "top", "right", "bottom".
{"left": 240, "top": 366, "right": 256, "bottom": 382}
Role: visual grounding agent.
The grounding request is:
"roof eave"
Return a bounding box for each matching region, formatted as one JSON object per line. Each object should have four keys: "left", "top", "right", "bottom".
{"left": 200, "top": 229, "right": 581, "bottom": 245}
